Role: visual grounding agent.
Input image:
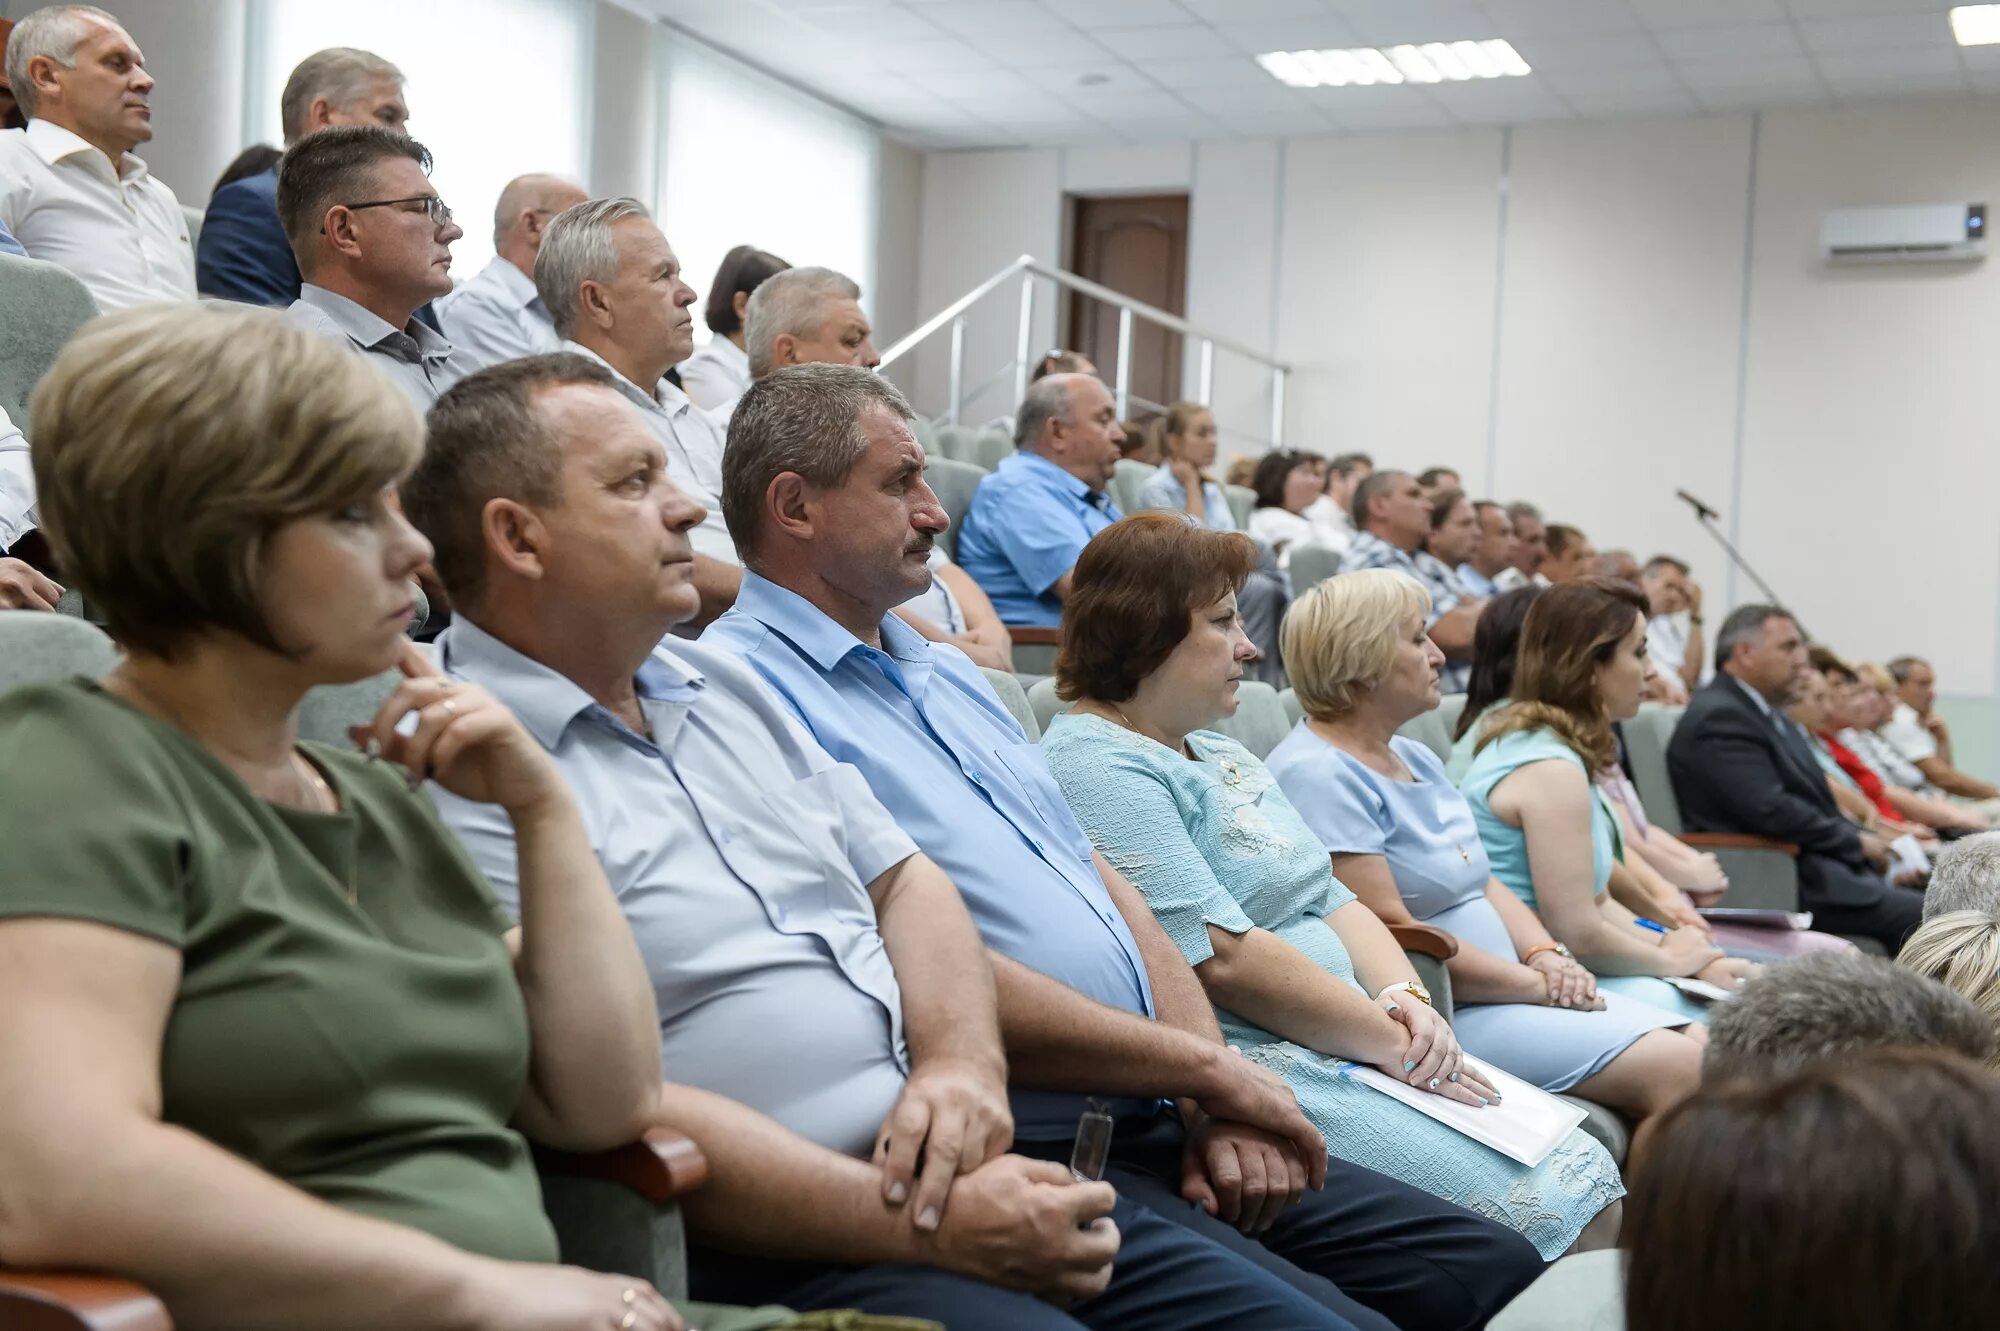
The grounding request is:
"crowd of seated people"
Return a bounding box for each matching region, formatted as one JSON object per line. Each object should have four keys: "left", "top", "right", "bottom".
{"left": 12, "top": 5, "right": 2000, "bottom": 1326}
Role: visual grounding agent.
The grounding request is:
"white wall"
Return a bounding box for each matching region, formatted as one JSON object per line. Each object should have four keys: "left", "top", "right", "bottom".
{"left": 910, "top": 99, "right": 2000, "bottom": 702}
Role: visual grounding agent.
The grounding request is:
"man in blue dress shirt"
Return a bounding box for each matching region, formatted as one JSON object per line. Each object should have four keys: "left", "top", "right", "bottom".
{"left": 407, "top": 352, "right": 1430, "bottom": 1330}
{"left": 197, "top": 47, "right": 407, "bottom": 306}
{"left": 707, "top": 364, "right": 1545, "bottom": 1331}
{"left": 955, "top": 372, "right": 1124, "bottom": 626}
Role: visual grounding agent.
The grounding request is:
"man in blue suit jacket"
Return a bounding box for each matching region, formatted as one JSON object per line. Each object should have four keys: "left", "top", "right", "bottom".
{"left": 196, "top": 47, "right": 407, "bottom": 306}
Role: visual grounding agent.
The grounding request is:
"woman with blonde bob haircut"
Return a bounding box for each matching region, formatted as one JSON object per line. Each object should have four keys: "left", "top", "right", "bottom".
{"left": 1267, "top": 571, "right": 1705, "bottom": 1122}
{"left": 1459, "top": 578, "right": 1755, "bottom": 1024}
{"left": 1900, "top": 910, "right": 2000, "bottom": 1062}
{"left": 1042, "top": 516, "right": 1625, "bottom": 1261}
{"left": 0, "top": 306, "right": 681, "bottom": 1331}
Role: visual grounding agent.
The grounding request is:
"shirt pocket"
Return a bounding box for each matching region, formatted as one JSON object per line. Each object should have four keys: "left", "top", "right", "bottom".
{"left": 729, "top": 766, "right": 884, "bottom": 937}
{"left": 988, "top": 741, "right": 1098, "bottom": 868}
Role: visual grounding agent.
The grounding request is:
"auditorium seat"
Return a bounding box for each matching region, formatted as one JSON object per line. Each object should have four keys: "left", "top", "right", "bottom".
{"left": 1023, "top": 677, "right": 1294, "bottom": 760}
{"left": 0, "top": 251, "right": 99, "bottom": 433}
{"left": 1287, "top": 542, "right": 1342, "bottom": 591}
{"left": 933, "top": 422, "right": 978, "bottom": 464}
{"left": 1109, "top": 457, "right": 1154, "bottom": 517}
{"left": 1396, "top": 706, "right": 1454, "bottom": 765}
{"left": 923, "top": 456, "right": 984, "bottom": 560}
{"left": 182, "top": 205, "right": 204, "bottom": 252}
{"left": 1223, "top": 484, "right": 1255, "bottom": 532}
{"left": 0, "top": 612, "right": 119, "bottom": 691}
{"left": 1621, "top": 704, "right": 1803, "bottom": 913}
{"left": 1436, "top": 693, "right": 1468, "bottom": 743}
{"left": 980, "top": 666, "right": 1038, "bottom": 738}
{"left": 1279, "top": 687, "right": 1303, "bottom": 727}
{"left": 1027, "top": 673, "right": 1065, "bottom": 735}
{"left": 970, "top": 428, "right": 1013, "bottom": 472}
{"left": 0, "top": 1128, "right": 713, "bottom": 1326}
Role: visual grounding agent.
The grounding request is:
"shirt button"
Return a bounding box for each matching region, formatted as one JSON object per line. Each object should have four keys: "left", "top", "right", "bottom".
{"left": 716, "top": 827, "right": 733, "bottom": 846}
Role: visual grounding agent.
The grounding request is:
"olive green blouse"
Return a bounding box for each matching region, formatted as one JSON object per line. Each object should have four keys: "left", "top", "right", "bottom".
{"left": 0, "top": 680, "right": 558, "bottom": 1263}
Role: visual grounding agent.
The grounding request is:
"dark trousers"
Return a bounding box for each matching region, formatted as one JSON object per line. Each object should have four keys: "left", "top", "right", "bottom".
{"left": 1804, "top": 860, "right": 1926, "bottom": 951}
{"left": 689, "top": 1113, "right": 1542, "bottom": 1331}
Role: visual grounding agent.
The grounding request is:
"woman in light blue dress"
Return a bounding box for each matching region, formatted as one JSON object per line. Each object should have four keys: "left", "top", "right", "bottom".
{"left": 1040, "top": 514, "right": 1625, "bottom": 1260}
{"left": 1458, "top": 578, "right": 1758, "bottom": 1023}
{"left": 1266, "top": 571, "right": 1704, "bottom": 1122}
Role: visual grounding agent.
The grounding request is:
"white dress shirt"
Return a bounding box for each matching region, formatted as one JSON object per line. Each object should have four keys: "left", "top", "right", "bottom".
{"left": 436, "top": 256, "right": 558, "bottom": 374}
{"left": 1880, "top": 701, "right": 1940, "bottom": 765}
{"left": 284, "top": 284, "right": 462, "bottom": 409}
{"left": 675, "top": 334, "right": 752, "bottom": 413}
{"left": 0, "top": 120, "right": 195, "bottom": 311}
{"left": 1301, "top": 494, "right": 1355, "bottom": 554}
{"left": 561, "top": 340, "right": 738, "bottom": 563}
{"left": 0, "top": 405, "right": 35, "bottom": 550}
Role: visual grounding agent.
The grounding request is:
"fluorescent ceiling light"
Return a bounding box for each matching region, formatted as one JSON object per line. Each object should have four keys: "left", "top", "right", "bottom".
{"left": 1951, "top": 5, "right": 2000, "bottom": 45}
{"left": 1256, "top": 39, "right": 1531, "bottom": 89}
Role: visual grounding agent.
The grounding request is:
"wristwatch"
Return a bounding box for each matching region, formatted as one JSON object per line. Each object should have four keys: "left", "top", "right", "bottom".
{"left": 1377, "top": 980, "right": 1433, "bottom": 1008}
{"left": 1522, "top": 941, "right": 1572, "bottom": 964}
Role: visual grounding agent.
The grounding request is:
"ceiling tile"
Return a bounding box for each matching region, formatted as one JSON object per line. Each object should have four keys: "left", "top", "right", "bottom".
{"left": 1211, "top": 16, "right": 1369, "bottom": 54}
{"left": 1320, "top": 89, "right": 1458, "bottom": 129}
{"left": 915, "top": 0, "right": 1074, "bottom": 38}
{"left": 1813, "top": 47, "right": 1965, "bottom": 79}
{"left": 1017, "top": 60, "right": 1141, "bottom": 93}
{"left": 795, "top": 5, "right": 949, "bottom": 41}
{"left": 1135, "top": 56, "right": 1283, "bottom": 89}
{"left": 1535, "top": 61, "right": 1685, "bottom": 95}
{"left": 867, "top": 36, "right": 1001, "bottom": 72}
{"left": 1091, "top": 24, "right": 1233, "bottom": 61}
{"left": 1509, "top": 33, "right": 1663, "bottom": 70}
{"left": 1425, "top": 78, "right": 1576, "bottom": 116}
{"left": 1059, "top": 87, "right": 1200, "bottom": 118}
{"left": 1560, "top": 88, "right": 1704, "bottom": 116}
{"left": 1782, "top": 0, "right": 1951, "bottom": 16}
{"left": 1211, "top": 111, "right": 1332, "bottom": 136}
{"left": 1101, "top": 112, "right": 1235, "bottom": 141}
{"left": 1962, "top": 44, "right": 2000, "bottom": 72}
{"left": 1178, "top": 0, "right": 1327, "bottom": 20}
{"left": 964, "top": 32, "right": 1117, "bottom": 65}
{"left": 898, "top": 65, "right": 1047, "bottom": 100}
{"left": 1674, "top": 54, "right": 1823, "bottom": 91}
{"left": 1692, "top": 84, "right": 1830, "bottom": 111}
{"left": 1630, "top": 0, "right": 1787, "bottom": 26}
{"left": 1299, "top": 80, "right": 1445, "bottom": 110}
{"left": 1654, "top": 24, "right": 1804, "bottom": 61}
{"left": 1045, "top": 0, "right": 1195, "bottom": 29}
{"left": 1798, "top": 13, "right": 1957, "bottom": 53}
{"left": 1480, "top": 0, "right": 1642, "bottom": 37}
{"left": 1324, "top": 0, "right": 1495, "bottom": 47}
{"left": 1178, "top": 82, "right": 1325, "bottom": 115}
{"left": 1825, "top": 71, "right": 1972, "bottom": 101}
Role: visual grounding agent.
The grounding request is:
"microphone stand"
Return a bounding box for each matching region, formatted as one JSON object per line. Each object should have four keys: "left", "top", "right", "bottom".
{"left": 1677, "top": 491, "right": 1788, "bottom": 611}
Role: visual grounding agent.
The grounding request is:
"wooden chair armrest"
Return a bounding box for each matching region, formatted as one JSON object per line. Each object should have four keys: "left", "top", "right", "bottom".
{"left": 533, "top": 1126, "right": 709, "bottom": 1204}
{"left": 1679, "top": 832, "right": 1799, "bottom": 857}
{"left": 1387, "top": 921, "right": 1460, "bottom": 961}
{"left": 1005, "top": 625, "right": 1062, "bottom": 647}
{"left": 0, "top": 1270, "right": 172, "bottom": 1330}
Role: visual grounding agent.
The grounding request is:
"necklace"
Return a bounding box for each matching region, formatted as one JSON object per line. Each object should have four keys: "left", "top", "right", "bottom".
{"left": 1102, "top": 701, "right": 1234, "bottom": 780}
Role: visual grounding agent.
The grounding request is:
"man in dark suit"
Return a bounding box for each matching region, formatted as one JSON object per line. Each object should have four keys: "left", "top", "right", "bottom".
{"left": 196, "top": 47, "right": 406, "bottom": 306}
{"left": 1667, "top": 604, "right": 1924, "bottom": 951}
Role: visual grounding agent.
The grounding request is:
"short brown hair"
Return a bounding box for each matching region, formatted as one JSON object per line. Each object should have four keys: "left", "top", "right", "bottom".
{"left": 1543, "top": 523, "right": 1586, "bottom": 558}
{"left": 1055, "top": 513, "right": 1255, "bottom": 703}
{"left": 402, "top": 353, "right": 616, "bottom": 612}
{"left": 1625, "top": 1048, "right": 2000, "bottom": 1331}
{"left": 30, "top": 305, "right": 422, "bottom": 658}
{"left": 277, "top": 124, "right": 432, "bottom": 264}
{"left": 1476, "top": 576, "right": 1649, "bottom": 771}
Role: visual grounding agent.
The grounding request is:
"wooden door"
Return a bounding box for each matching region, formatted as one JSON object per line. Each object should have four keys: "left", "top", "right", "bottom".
{"left": 1065, "top": 193, "right": 1189, "bottom": 413}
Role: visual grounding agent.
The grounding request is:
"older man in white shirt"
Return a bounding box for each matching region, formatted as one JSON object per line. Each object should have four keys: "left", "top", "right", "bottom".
{"left": 534, "top": 196, "right": 742, "bottom": 627}
{"left": 0, "top": 5, "right": 194, "bottom": 311}
{"left": 436, "top": 172, "right": 585, "bottom": 373}
{"left": 0, "top": 403, "right": 59, "bottom": 611}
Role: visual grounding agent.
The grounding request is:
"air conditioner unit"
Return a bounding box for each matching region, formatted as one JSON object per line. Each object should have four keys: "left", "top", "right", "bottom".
{"left": 1822, "top": 203, "right": 1987, "bottom": 264}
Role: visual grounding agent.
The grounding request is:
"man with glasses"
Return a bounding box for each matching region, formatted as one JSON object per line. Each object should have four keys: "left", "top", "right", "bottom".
{"left": 436, "top": 172, "right": 586, "bottom": 374}
{"left": 277, "top": 125, "right": 463, "bottom": 408}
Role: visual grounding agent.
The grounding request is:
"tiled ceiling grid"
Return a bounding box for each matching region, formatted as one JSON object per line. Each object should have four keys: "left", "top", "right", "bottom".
{"left": 628, "top": 0, "right": 2000, "bottom": 148}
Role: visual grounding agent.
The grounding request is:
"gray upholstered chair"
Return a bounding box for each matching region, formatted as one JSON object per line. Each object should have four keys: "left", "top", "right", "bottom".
{"left": 981, "top": 666, "right": 1039, "bottom": 739}
{"left": 924, "top": 456, "right": 986, "bottom": 561}
{"left": 1286, "top": 542, "right": 1343, "bottom": 592}
{"left": 1110, "top": 457, "right": 1155, "bottom": 516}
{"left": 0, "top": 252, "right": 99, "bottom": 434}
{"left": 0, "top": 613, "right": 120, "bottom": 692}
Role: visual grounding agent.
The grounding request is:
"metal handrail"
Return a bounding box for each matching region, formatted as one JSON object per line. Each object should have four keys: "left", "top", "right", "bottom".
{"left": 878, "top": 254, "right": 1291, "bottom": 449}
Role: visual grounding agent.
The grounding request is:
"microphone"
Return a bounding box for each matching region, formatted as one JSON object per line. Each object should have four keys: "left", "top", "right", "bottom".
{"left": 1675, "top": 489, "right": 1719, "bottom": 522}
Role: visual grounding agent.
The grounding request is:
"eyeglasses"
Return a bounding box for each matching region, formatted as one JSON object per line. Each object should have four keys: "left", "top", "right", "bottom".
{"left": 343, "top": 194, "right": 453, "bottom": 227}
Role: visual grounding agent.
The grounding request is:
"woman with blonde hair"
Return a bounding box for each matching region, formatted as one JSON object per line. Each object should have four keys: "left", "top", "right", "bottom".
{"left": 1458, "top": 579, "right": 1757, "bottom": 1022}
{"left": 1041, "top": 515, "right": 1624, "bottom": 1261}
{"left": 1900, "top": 910, "right": 2000, "bottom": 1058}
{"left": 0, "top": 306, "right": 679, "bottom": 1331}
{"left": 1266, "top": 570, "right": 1704, "bottom": 1120}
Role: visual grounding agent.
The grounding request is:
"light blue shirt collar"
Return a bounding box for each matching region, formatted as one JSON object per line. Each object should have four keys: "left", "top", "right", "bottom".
{"left": 435, "top": 616, "right": 702, "bottom": 752}
{"left": 734, "top": 570, "right": 936, "bottom": 694}
{"left": 1013, "top": 449, "right": 1111, "bottom": 508}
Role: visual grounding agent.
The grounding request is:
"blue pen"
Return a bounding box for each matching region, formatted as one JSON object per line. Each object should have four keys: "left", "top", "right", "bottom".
{"left": 1634, "top": 918, "right": 1670, "bottom": 941}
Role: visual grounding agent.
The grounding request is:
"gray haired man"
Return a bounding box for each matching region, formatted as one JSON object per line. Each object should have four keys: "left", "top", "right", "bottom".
{"left": 721, "top": 265, "right": 879, "bottom": 414}
{"left": 0, "top": 5, "right": 196, "bottom": 310}
{"left": 436, "top": 173, "right": 588, "bottom": 373}
{"left": 198, "top": 45, "right": 408, "bottom": 305}
{"left": 534, "top": 196, "right": 740, "bottom": 626}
